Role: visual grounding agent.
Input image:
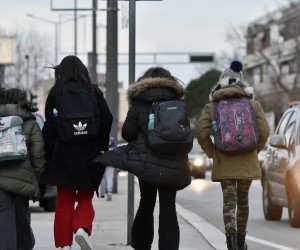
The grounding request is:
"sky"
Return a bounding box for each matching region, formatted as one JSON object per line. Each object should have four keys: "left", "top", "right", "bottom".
{"left": 0, "top": 0, "right": 290, "bottom": 88}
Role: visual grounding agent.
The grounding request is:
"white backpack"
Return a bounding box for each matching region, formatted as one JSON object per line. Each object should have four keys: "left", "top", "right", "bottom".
{"left": 0, "top": 116, "right": 28, "bottom": 166}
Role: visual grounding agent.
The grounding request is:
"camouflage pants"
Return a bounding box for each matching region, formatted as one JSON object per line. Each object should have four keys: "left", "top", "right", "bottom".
{"left": 220, "top": 180, "right": 252, "bottom": 236}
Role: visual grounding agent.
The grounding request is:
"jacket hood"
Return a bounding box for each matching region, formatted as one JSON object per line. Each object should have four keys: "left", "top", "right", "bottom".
{"left": 127, "top": 77, "right": 184, "bottom": 104}
{"left": 0, "top": 104, "right": 36, "bottom": 121}
{"left": 209, "top": 79, "right": 254, "bottom": 102}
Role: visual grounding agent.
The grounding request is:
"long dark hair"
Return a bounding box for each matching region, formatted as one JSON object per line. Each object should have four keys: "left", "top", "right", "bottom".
{"left": 0, "top": 88, "right": 38, "bottom": 112}
{"left": 50, "top": 55, "right": 93, "bottom": 94}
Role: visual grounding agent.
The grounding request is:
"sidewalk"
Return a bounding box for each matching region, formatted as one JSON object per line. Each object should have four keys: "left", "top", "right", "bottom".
{"left": 91, "top": 172, "right": 215, "bottom": 250}
{"left": 32, "top": 171, "right": 220, "bottom": 250}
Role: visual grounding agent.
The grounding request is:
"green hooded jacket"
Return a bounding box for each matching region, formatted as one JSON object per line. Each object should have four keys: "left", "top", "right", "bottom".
{"left": 196, "top": 84, "right": 270, "bottom": 181}
{"left": 0, "top": 104, "right": 45, "bottom": 200}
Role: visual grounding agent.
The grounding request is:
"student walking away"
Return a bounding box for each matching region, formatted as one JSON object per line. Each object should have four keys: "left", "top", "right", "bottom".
{"left": 196, "top": 61, "right": 269, "bottom": 250}
{"left": 41, "top": 55, "right": 113, "bottom": 250}
{"left": 94, "top": 66, "right": 192, "bottom": 250}
{"left": 99, "top": 136, "right": 117, "bottom": 201}
{"left": 0, "top": 87, "right": 46, "bottom": 250}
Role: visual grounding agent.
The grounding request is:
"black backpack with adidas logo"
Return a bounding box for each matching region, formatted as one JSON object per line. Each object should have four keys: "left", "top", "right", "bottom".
{"left": 54, "top": 82, "right": 100, "bottom": 143}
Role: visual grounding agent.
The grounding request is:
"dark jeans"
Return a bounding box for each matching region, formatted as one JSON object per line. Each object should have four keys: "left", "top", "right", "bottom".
{"left": 131, "top": 179, "right": 179, "bottom": 250}
{"left": 0, "top": 189, "right": 35, "bottom": 250}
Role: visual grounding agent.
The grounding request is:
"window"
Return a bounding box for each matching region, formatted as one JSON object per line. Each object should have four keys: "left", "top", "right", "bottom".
{"left": 276, "top": 111, "right": 293, "bottom": 135}
{"left": 284, "top": 111, "right": 297, "bottom": 147}
{"left": 280, "top": 59, "right": 296, "bottom": 76}
{"left": 282, "top": 18, "right": 299, "bottom": 40}
{"left": 281, "top": 61, "right": 289, "bottom": 76}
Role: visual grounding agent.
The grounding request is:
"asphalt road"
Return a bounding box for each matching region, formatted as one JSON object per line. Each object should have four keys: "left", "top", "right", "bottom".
{"left": 177, "top": 171, "right": 300, "bottom": 250}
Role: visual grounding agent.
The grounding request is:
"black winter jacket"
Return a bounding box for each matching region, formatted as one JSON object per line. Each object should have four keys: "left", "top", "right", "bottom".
{"left": 94, "top": 77, "right": 191, "bottom": 190}
{"left": 41, "top": 83, "right": 113, "bottom": 191}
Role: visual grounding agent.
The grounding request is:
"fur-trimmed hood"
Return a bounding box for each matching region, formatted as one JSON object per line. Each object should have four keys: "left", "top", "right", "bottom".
{"left": 127, "top": 77, "right": 184, "bottom": 104}
{"left": 209, "top": 77, "right": 254, "bottom": 102}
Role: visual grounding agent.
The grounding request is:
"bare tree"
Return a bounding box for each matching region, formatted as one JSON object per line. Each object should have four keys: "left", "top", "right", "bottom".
{"left": 224, "top": 24, "right": 247, "bottom": 59}
{"left": 249, "top": 1, "right": 300, "bottom": 122}
{"left": 1, "top": 27, "right": 53, "bottom": 90}
{"left": 222, "top": 1, "right": 300, "bottom": 123}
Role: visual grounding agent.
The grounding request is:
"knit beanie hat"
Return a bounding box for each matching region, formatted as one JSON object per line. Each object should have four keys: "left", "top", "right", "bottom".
{"left": 209, "top": 60, "right": 254, "bottom": 101}
{"left": 219, "top": 61, "right": 243, "bottom": 86}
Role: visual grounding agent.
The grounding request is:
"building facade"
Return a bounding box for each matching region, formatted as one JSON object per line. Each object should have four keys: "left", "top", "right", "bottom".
{"left": 244, "top": 2, "right": 300, "bottom": 124}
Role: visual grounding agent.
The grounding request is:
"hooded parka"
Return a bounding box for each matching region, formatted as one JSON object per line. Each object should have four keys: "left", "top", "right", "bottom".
{"left": 0, "top": 104, "right": 45, "bottom": 201}
{"left": 94, "top": 77, "right": 191, "bottom": 190}
{"left": 41, "top": 83, "right": 113, "bottom": 191}
{"left": 196, "top": 84, "right": 269, "bottom": 181}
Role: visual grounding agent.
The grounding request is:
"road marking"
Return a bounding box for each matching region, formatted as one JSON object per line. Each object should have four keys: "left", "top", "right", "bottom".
{"left": 246, "top": 235, "right": 294, "bottom": 250}
{"left": 176, "top": 203, "right": 294, "bottom": 250}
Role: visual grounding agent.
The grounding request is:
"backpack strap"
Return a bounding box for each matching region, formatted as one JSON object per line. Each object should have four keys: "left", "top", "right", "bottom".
{"left": 209, "top": 101, "right": 216, "bottom": 121}
{"left": 209, "top": 101, "right": 221, "bottom": 162}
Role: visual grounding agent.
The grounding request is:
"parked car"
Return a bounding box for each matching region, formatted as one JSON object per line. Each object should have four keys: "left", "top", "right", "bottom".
{"left": 258, "top": 146, "right": 268, "bottom": 167}
{"left": 261, "top": 102, "right": 300, "bottom": 227}
{"left": 188, "top": 139, "right": 211, "bottom": 179}
{"left": 33, "top": 112, "right": 57, "bottom": 212}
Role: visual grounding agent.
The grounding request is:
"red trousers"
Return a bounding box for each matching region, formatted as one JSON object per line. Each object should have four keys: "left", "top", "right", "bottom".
{"left": 54, "top": 186, "right": 95, "bottom": 247}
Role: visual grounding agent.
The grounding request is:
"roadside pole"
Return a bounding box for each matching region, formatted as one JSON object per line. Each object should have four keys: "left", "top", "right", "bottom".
{"left": 127, "top": 0, "right": 136, "bottom": 245}
{"left": 126, "top": 0, "right": 163, "bottom": 245}
{"left": 0, "top": 66, "right": 4, "bottom": 86}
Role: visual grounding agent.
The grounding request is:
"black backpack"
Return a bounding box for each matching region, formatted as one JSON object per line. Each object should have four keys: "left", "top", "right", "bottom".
{"left": 147, "top": 100, "right": 193, "bottom": 155}
{"left": 54, "top": 82, "right": 100, "bottom": 143}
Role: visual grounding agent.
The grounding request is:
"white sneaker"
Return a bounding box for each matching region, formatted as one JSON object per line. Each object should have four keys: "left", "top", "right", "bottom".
{"left": 61, "top": 247, "right": 72, "bottom": 250}
{"left": 75, "top": 228, "right": 93, "bottom": 250}
{"left": 106, "top": 193, "right": 112, "bottom": 201}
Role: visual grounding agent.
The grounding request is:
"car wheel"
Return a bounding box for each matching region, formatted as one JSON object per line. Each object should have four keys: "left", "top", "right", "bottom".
{"left": 262, "top": 178, "right": 282, "bottom": 220}
{"left": 40, "top": 197, "right": 56, "bottom": 212}
{"left": 288, "top": 183, "right": 300, "bottom": 227}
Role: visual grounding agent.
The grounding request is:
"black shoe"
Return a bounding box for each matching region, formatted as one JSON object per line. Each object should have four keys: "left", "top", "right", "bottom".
{"left": 237, "top": 233, "right": 247, "bottom": 250}
{"left": 226, "top": 234, "right": 237, "bottom": 250}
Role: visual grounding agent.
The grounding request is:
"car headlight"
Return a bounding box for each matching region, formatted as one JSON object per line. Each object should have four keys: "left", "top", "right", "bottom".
{"left": 193, "top": 158, "right": 204, "bottom": 167}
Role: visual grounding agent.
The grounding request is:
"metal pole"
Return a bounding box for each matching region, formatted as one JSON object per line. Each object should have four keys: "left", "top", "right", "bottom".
{"left": 106, "top": 0, "right": 119, "bottom": 142}
{"left": 74, "top": 0, "right": 77, "bottom": 56}
{"left": 55, "top": 23, "right": 58, "bottom": 65}
{"left": 0, "top": 66, "right": 5, "bottom": 86}
{"left": 127, "top": 0, "right": 136, "bottom": 245}
{"left": 91, "top": 0, "right": 97, "bottom": 84}
{"left": 26, "top": 14, "right": 59, "bottom": 65}
{"left": 25, "top": 55, "right": 30, "bottom": 90}
{"left": 106, "top": 0, "right": 119, "bottom": 194}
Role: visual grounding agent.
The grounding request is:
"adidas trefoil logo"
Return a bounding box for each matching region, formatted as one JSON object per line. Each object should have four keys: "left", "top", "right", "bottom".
{"left": 73, "top": 121, "right": 88, "bottom": 135}
{"left": 73, "top": 121, "right": 87, "bottom": 131}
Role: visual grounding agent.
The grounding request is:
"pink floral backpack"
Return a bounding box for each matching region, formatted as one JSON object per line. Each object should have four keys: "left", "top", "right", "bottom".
{"left": 212, "top": 97, "right": 258, "bottom": 153}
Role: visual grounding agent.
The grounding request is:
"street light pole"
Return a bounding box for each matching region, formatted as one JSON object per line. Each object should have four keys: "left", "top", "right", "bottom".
{"left": 0, "top": 66, "right": 5, "bottom": 86}
{"left": 74, "top": 0, "right": 77, "bottom": 56}
{"left": 25, "top": 55, "right": 30, "bottom": 89}
{"left": 127, "top": 0, "right": 136, "bottom": 245}
{"left": 91, "top": 0, "right": 97, "bottom": 84}
{"left": 26, "top": 13, "right": 59, "bottom": 65}
{"left": 26, "top": 13, "right": 89, "bottom": 64}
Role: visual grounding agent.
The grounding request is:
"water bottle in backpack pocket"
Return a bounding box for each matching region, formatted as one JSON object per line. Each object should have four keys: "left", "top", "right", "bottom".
{"left": 148, "top": 113, "right": 155, "bottom": 130}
